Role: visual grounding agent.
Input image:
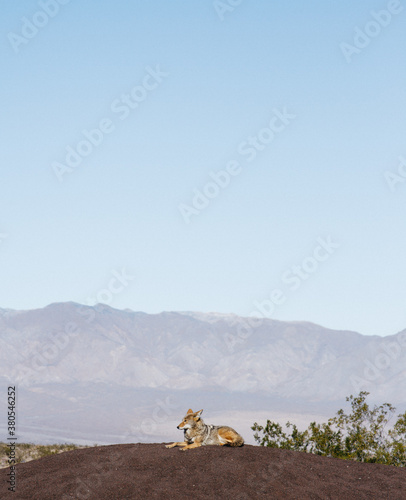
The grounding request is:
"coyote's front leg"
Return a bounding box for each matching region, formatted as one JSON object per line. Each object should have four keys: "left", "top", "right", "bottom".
{"left": 165, "top": 441, "right": 188, "bottom": 449}
{"left": 180, "top": 442, "right": 202, "bottom": 451}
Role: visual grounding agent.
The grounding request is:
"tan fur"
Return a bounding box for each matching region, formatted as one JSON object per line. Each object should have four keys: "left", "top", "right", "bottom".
{"left": 165, "top": 409, "right": 244, "bottom": 451}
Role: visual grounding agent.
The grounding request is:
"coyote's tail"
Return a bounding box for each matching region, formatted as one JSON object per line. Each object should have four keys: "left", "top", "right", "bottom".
{"left": 230, "top": 434, "right": 244, "bottom": 447}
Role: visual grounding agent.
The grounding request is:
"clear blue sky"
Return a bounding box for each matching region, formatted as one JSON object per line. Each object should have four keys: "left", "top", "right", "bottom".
{"left": 1, "top": 0, "right": 405, "bottom": 336}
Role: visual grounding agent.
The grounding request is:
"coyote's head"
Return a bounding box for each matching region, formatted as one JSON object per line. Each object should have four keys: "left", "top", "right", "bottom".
{"left": 177, "top": 409, "right": 203, "bottom": 429}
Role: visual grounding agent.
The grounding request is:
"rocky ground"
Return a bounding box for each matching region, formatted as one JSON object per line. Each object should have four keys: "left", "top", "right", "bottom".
{"left": 0, "top": 443, "right": 405, "bottom": 499}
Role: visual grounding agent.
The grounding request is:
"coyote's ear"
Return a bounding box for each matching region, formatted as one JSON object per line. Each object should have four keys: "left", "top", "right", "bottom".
{"left": 194, "top": 409, "right": 203, "bottom": 419}
{"left": 186, "top": 409, "right": 194, "bottom": 414}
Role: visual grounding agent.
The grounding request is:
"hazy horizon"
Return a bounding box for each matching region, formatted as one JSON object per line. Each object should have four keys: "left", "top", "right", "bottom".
{"left": 2, "top": 300, "right": 405, "bottom": 339}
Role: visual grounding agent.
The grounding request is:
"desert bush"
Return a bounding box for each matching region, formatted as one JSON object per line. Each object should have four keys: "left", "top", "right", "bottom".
{"left": 0, "top": 443, "right": 85, "bottom": 467}
{"left": 252, "top": 392, "right": 406, "bottom": 467}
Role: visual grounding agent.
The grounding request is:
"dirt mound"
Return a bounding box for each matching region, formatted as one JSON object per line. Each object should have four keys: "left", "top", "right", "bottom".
{"left": 0, "top": 443, "right": 405, "bottom": 499}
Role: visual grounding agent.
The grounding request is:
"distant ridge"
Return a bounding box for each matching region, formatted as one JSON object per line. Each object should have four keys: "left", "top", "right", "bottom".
{"left": 0, "top": 302, "right": 405, "bottom": 445}
{"left": 1, "top": 302, "right": 404, "bottom": 398}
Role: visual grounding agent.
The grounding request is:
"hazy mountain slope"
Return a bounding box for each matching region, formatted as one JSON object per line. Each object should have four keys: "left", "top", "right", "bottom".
{"left": 1, "top": 302, "right": 404, "bottom": 399}
{"left": 0, "top": 303, "right": 405, "bottom": 444}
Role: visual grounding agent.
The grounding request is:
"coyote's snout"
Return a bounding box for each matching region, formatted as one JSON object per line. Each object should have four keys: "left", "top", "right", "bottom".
{"left": 165, "top": 409, "right": 244, "bottom": 451}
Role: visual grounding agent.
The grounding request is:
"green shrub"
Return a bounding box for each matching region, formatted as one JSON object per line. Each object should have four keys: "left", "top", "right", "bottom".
{"left": 0, "top": 442, "right": 85, "bottom": 467}
{"left": 252, "top": 392, "right": 406, "bottom": 467}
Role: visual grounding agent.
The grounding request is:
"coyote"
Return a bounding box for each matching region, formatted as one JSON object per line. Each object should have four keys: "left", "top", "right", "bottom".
{"left": 165, "top": 409, "right": 244, "bottom": 451}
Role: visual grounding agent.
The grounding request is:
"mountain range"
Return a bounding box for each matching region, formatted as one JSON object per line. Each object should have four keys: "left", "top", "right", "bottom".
{"left": 0, "top": 302, "right": 405, "bottom": 445}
